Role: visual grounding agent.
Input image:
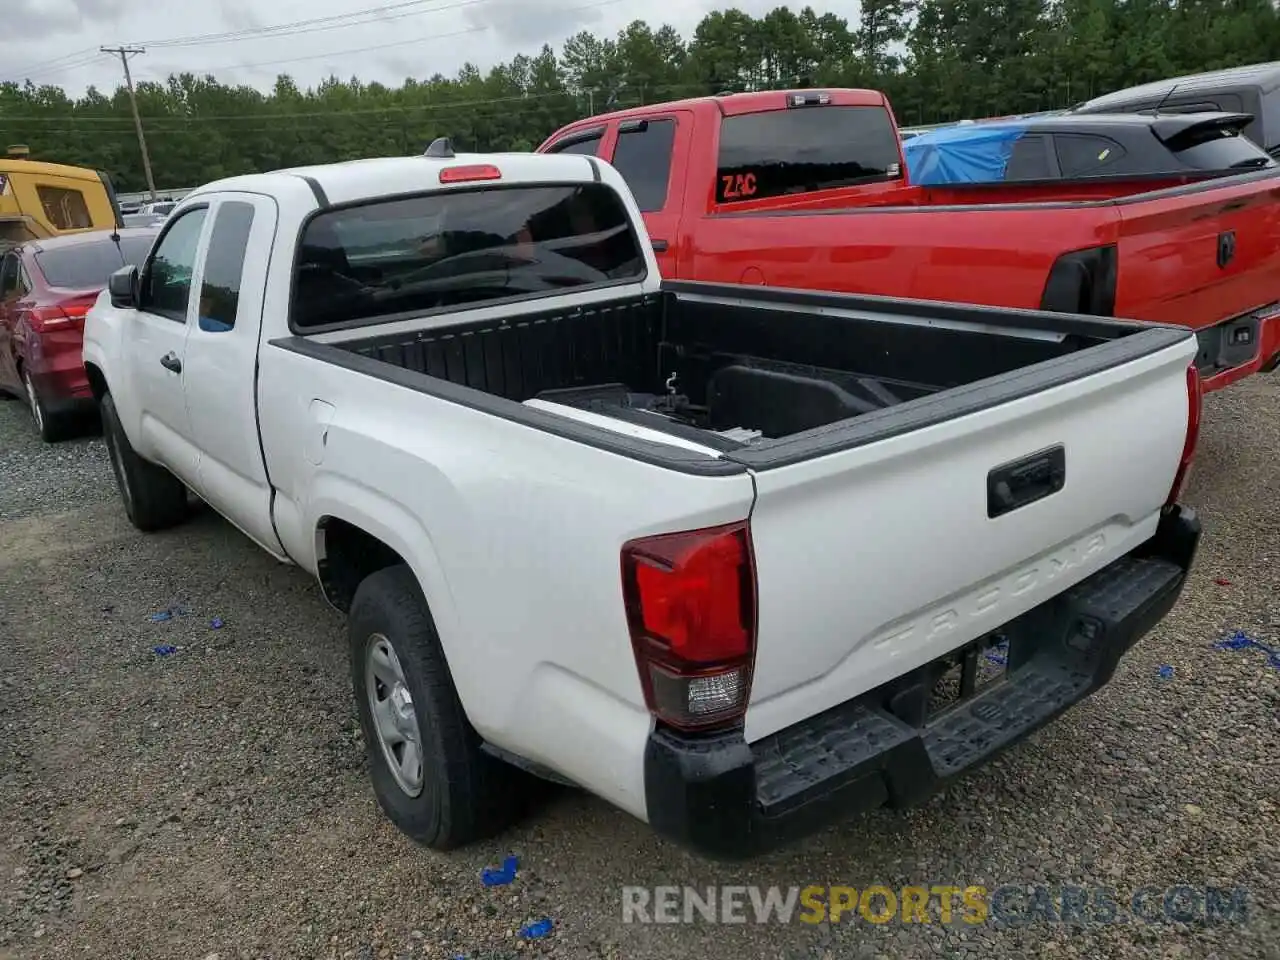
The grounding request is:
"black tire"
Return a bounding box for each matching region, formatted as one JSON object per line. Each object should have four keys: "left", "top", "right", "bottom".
{"left": 22, "top": 367, "right": 66, "bottom": 443}
{"left": 100, "top": 392, "right": 189, "bottom": 532}
{"left": 349, "top": 564, "right": 520, "bottom": 849}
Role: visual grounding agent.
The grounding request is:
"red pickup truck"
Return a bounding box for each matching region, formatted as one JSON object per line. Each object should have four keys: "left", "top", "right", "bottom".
{"left": 537, "top": 88, "right": 1280, "bottom": 392}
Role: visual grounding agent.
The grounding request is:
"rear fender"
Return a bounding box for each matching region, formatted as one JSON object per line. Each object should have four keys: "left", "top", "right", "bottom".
{"left": 306, "top": 477, "right": 471, "bottom": 714}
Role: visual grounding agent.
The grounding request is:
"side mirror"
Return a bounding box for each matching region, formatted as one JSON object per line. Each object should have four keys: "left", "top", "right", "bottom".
{"left": 108, "top": 265, "right": 138, "bottom": 309}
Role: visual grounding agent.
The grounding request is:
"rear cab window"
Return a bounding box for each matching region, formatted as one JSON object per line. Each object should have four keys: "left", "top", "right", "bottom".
{"left": 290, "top": 182, "right": 647, "bottom": 331}
{"left": 715, "top": 105, "right": 903, "bottom": 204}
{"left": 34, "top": 235, "right": 154, "bottom": 289}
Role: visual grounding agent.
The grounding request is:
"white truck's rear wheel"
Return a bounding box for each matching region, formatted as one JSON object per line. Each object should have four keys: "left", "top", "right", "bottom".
{"left": 100, "top": 392, "right": 189, "bottom": 531}
{"left": 348, "top": 564, "right": 519, "bottom": 849}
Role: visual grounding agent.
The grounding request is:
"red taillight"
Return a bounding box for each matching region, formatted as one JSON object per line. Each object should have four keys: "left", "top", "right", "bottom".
{"left": 439, "top": 164, "right": 502, "bottom": 184}
{"left": 621, "top": 521, "right": 757, "bottom": 731}
{"left": 31, "top": 298, "right": 93, "bottom": 331}
{"left": 1166, "top": 363, "right": 1202, "bottom": 506}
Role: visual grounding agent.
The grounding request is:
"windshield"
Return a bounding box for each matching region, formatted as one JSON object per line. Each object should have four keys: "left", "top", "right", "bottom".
{"left": 35, "top": 234, "right": 155, "bottom": 288}
{"left": 290, "top": 182, "right": 646, "bottom": 330}
{"left": 716, "top": 105, "right": 903, "bottom": 203}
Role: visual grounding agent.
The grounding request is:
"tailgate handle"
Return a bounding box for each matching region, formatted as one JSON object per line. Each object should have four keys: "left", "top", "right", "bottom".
{"left": 987, "top": 445, "right": 1066, "bottom": 519}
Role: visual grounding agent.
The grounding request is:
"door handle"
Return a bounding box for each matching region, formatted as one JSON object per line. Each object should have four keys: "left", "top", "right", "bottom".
{"left": 651, "top": 239, "right": 669, "bottom": 253}
{"left": 160, "top": 352, "right": 182, "bottom": 374}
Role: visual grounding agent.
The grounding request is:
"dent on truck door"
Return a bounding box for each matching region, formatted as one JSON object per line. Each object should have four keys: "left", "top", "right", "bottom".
{"left": 181, "top": 192, "right": 287, "bottom": 558}
{"left": 125, "top": 205, "right": 209, "bottom": 483}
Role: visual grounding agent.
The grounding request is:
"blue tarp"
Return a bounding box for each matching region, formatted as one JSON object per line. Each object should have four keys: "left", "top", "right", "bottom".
{"left": 902, "top": 122, "right": 1029, "bottom": 185}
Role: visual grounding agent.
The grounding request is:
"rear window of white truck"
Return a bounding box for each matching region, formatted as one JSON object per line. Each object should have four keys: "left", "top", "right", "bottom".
{"left": 290, "top": 181, "right": 648, "bottom": 330}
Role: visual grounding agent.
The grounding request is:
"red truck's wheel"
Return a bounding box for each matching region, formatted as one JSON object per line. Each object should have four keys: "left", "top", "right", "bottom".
{"left": 100, "top": 392, "right": 190, "bottom": 532}
{"left": 348, "top": 564, "right": 519, "bottom": 849}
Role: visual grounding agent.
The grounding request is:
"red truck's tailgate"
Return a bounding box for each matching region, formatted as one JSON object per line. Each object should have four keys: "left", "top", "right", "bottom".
{"left": 740, "top": 333, "right": 1198, "bottom": 743}
{"left": 1114, "top": 173, "right": 1280, "bottom": 386}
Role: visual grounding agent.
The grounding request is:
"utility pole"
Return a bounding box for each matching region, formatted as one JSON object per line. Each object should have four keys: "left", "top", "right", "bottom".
{"left": 101, "top": 45, "right": 157, "bottom": 201}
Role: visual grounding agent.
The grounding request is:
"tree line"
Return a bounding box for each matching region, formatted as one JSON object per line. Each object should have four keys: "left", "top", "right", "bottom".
{"left": 3, "top": 1, "right": 1279, "bottom": 192}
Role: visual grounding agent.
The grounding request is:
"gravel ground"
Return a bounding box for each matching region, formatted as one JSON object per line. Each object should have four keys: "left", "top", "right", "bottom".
{"left": 0, "top": 379, "right": 1278, "bottom": 960}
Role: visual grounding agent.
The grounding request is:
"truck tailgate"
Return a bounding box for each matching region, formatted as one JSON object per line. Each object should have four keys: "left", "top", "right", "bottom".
{"left": 1114, "top": 173, "right": 1280, "bottom": 387}
{"left": 740, "top": 333, "right": 1197, "bottom": 743}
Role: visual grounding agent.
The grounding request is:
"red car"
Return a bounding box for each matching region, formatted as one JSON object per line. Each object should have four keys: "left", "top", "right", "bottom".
{"left": 0, "top": 227, "right": 157, "bottom": 441}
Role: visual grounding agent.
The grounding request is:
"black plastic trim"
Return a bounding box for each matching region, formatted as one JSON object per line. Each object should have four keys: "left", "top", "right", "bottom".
{"left": 585, "top": 156, "right": 602, "bottom": 182}
{"left": 723, "top": 327, "right": 1187, "bottom": 471}
{"left": 643, "top": 504, "right": 1202, "bottom": 860}
{"left": 96, "top": 170, "right": 125, "bottom": 229}
{"left": 294, "top": 174, "right": 329, "bottom": 208}
{"left": 546, "top": 125, "right": 607, "bottom": 152}
{"left": 663, "top": 279, "right": 1151, "bottom": 339}
{"left": 657, "top": 281, "right": 1191, "bottom": 472}
{"left": 267, "top": 335, "right": 746, "bottom": 477}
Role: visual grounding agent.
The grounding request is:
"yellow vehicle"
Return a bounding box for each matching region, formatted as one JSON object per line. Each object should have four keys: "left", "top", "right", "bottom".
{"left": 0, "top": 146, "right": 124, "bottom": 245}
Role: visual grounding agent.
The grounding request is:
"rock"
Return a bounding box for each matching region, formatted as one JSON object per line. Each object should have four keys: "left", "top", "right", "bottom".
{"left": 65, "top": 868, "right": 83, "bottom": 880}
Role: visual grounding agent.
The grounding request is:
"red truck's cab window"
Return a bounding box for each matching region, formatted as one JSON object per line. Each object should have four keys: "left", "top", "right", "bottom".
{"left": 610, "top": 120, "right": 677, "bottom": 212}
{"left": 715, "top": 105, "right": 903, "bottom": 204}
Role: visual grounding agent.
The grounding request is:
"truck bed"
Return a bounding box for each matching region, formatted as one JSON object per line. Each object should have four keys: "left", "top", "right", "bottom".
{"left": 325, "top": 280, "right": 1188, "bottom": 462}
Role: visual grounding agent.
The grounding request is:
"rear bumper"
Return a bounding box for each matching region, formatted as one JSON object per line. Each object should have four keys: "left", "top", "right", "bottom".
{"left": 29, "top": 349, "right": 92, "bottom": 406}
{"left": 1199, "top": 311, "right": 1280, "bottom": 391}
{"left": 643, "top": 504, "right": 1201, "bottom": 860}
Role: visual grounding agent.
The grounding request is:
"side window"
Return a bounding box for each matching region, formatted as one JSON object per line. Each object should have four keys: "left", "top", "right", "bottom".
{"left": 197, "top": 202, "right": 255, "bottom": 333}
{"left": 140, "top": 207, "right": 208, "bottom": 322}
{"left": 548, "top": 134, "right": 603, "bottom": 157}
{"left": 36, "top": 185, "right": 93, "bottom": 230}
{"left": 1054, "top": 134, "right": 1127, "bottom": 177}
{"left": 609, "top": 120, "right": 677, "bottom": 212}
{"left": 1005, "top": 135, "right": 1055, "bottom": 180}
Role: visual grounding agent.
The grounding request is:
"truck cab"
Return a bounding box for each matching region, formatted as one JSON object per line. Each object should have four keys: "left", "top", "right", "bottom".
{"left": 84, "top": 149, "right": 1204, "bottom": 860}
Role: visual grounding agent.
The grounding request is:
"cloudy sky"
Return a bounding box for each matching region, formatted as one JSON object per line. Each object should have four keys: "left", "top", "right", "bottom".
{"left": 2, "top": 0, "right": 862, "bottom": 96}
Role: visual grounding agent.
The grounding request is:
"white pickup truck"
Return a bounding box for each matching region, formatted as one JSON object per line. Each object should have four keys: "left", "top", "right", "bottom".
{"left": 83, "top": 142, "right": 1204, "bottom": 859}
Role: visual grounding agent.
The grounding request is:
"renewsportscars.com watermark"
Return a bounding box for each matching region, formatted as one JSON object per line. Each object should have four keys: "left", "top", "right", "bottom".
{"left": 621, "top": 884, "right": 1250, "bottom": 927}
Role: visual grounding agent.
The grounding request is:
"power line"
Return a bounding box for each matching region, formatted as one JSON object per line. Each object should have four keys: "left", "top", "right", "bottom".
{"left": 101, "top": 46, "right": 158, "bottom": 201}
{"left": 132, "top": 0, "right": 626, "bottom": 81}
{"left": 3, "top": 1, "right": 469, "bottom": 84}
{"left": 1, "top": 88, "right": 603, "bottom": 128}
{"left": 135, "top": 0, "right": 478, "bottom": 49}
{"left": 1, "top": 50, "right": 106, "bottom": 85}
{"left": 0, "top": 83, "right": 709, "bottom": 138}
{"left": 5, "top": 0, "right": 623, "bottom": 89}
